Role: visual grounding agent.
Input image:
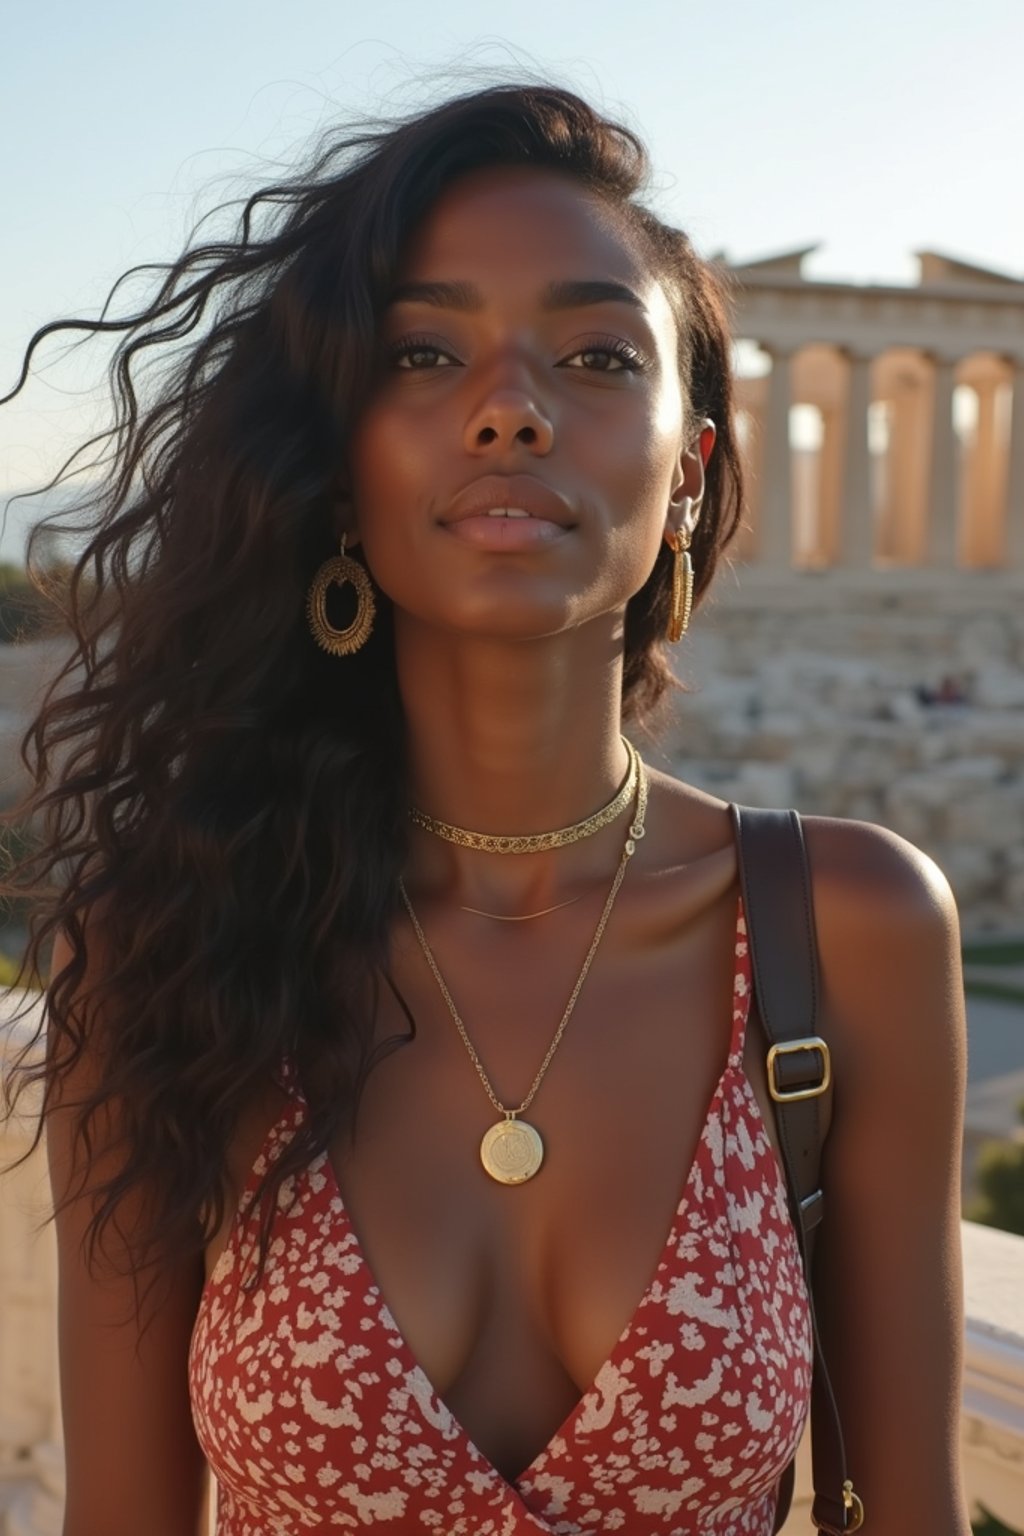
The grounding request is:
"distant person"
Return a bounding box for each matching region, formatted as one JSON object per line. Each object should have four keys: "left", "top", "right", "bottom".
{"left": 1, "top": 82, "right": 970, "bottom": 1534}
{"left": 936, "top": 674, "right": 970, "bottom": 705}
{"left": 916, "top": 673, "right": 971, "bottom": 706}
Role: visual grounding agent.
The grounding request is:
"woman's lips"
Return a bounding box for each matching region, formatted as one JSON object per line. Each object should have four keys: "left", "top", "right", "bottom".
{"left": 439, "top": 474, "right": 576, "bottom": 550}
{"left": 441, "top": 514, "right": 570, "bottom": 549}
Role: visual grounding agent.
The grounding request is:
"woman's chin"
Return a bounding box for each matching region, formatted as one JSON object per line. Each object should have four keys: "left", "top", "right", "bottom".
{"left": 394, "top": 601, "right": 585, "bottom": 647}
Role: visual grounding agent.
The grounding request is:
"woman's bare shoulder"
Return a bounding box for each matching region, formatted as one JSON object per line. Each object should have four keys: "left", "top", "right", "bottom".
{"left": 639, "top": 777, "right": 959, "bottom": 944}
{"left": 643, "top": 789, "right": 963, "bottom": 1052}
{"left": 796, "top": 813, "right": 971, "bottom": 1529}
{"left": 799, "top": 811, "right": 962, "bottom": 1060}
{"left": 801, "top": 810, "right": 958, "bottom": 918}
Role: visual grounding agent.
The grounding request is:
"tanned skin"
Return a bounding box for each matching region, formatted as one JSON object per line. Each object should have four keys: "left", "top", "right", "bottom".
{"left": 51, "top": 166, "right": 971, "bottom": 1533}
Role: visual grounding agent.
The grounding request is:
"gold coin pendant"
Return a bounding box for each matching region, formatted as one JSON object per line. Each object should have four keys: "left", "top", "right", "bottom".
{"left": 480, "top": 1117, "right": 544, "bottom": 1185}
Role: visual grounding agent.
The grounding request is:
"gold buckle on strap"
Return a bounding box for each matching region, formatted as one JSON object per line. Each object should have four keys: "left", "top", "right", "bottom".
{"left": 767, "top": 1036, "right": 831, "bottom": 1103}
{"left": 843, "top": 1481, "right": 865, "bottom": 1531}
{"left": 811, "top": 1480, "right": 864, "bottom": 1534}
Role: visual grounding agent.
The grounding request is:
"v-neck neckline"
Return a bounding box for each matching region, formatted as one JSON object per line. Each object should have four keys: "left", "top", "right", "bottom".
{"left": 203, "top": 892, "right": 755, "bottom": 1494}
{"left": 315, "top": 1048, "right": 745, "bottom": 1490}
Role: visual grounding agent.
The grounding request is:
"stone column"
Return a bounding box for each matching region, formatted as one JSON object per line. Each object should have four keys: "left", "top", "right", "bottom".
{"left": 733, "top": 396, "right": 764, "bottom": 565}
{"left": 882, "top": 382, "right": 926, "bottom": 563}
{"left": 965, "top": 375, "right": 1004, "bottom": 567}
{"left": 924, "top": 353, "right": 960, "bottom": 567}
{"left": 1005, "top": 358, "right": 1024, "bottom": 572}
{"left": 836, "top": 350, "right": 875, "bottom": 567}
{"left": 817, "top": 407, "right": 843, "bottom": 565}
{"left": 878, "top": 392, "right": 903, "bottom": 561}
{"left": 758, "top": 345, "right": 794, "bottom": 568}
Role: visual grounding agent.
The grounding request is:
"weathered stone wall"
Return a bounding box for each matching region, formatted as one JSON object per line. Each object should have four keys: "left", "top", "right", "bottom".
{"left": 660, "top": 569, "right": 1024, "bottom": 937}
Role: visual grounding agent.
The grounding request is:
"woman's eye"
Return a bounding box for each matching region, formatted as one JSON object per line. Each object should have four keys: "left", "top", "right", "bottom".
{"left": 389, "top": 338, "right": 459, "bottom": 370}
{"left": 386, "top": 335, "right": 648, "bottom": 373}
{"left": 560, "top": 340, "right": 647, "bottom": 373}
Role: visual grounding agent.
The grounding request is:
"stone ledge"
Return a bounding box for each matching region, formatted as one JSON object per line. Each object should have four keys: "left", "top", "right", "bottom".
{"left": 961, "top": 1221, "right": 1024, "bottom": 1532}
{"left": 703, "top": 563, "right": 1024, "bottom": 612}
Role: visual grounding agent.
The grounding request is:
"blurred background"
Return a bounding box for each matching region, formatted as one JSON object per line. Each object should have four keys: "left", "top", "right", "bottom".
{"left": 0, "top": 3, "right": 1022, "bottom": 1531}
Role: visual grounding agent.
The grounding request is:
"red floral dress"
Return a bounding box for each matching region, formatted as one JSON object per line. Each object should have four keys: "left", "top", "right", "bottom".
{"left": 189, "top": 896, "right": 813, "bottom": 1533}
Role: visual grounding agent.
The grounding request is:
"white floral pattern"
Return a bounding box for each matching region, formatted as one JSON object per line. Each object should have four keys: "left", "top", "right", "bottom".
{"left": 189, "top": 897, "right": 813, "bottom": 1533}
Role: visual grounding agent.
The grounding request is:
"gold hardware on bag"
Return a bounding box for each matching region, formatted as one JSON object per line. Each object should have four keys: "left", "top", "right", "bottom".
{"left": 842, "top": 1480, "right": 865, "bottom": 1530}
{"left": 766, "top": 1036, "right": 832, "bottom": 1102}
{"left": 811, "top": 1479, "right": 865, "bottom": 1534}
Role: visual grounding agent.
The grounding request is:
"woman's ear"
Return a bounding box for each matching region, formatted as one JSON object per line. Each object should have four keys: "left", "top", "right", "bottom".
{"left": 694, "top": 418, "right": 716, "bottom": 467}
{"left": 664, "top": 418, "right": 715, "bottom": 548}
{"left": 667, "top": 417, "right": 716, "bottom": 510}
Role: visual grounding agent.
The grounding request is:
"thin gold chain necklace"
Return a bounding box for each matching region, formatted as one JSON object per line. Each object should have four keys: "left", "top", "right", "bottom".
{"left": 408, "top": 733, "right": 637, "bottom": 854}
{"left": 457, "top": 892, "right": 585, "bottom": 921}
{"left": 397, "top": 741, "right": 648, "bottom": 1185}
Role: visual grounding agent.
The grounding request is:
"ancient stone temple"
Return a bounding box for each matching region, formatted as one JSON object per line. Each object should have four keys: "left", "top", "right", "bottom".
{"left": 666, "top": 247, "right": 1024, "bottom": 935}
{"left": 725, "top": 246, "right": 1024, "bottom": 573}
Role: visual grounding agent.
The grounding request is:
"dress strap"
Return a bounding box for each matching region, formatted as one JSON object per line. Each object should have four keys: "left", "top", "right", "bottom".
{"left": 232, "top": 1058, "right": 308, "bottom": 1224}
{"left": 727, "top": 893, "right": 752, "bottom": 1070}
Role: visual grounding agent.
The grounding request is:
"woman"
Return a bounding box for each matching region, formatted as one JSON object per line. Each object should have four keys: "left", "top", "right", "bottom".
{"left": 2, "top": 82, "right": 970, "bottom": 1534}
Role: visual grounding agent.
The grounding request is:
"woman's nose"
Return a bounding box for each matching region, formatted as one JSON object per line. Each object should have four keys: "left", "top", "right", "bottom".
{"left": 463, "top": 388, "right": 555, "bottom": 456}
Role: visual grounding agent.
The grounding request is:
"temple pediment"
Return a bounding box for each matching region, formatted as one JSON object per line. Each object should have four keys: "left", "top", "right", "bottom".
{"left": 722, "top": 244, "right": 821, "bottom": 278}
{"left": 915, "top": 250, "right": 1023, "bottom": 288}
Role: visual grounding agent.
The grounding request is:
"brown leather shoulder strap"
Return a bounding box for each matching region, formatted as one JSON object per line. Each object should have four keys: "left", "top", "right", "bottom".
{"left": 730, "top": 803, "right": 861, "bottom": 1535}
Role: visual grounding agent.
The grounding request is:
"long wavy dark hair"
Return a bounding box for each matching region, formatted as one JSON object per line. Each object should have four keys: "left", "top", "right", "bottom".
{"left": 0, "top": 80, "right": 746, "bottom": 1300}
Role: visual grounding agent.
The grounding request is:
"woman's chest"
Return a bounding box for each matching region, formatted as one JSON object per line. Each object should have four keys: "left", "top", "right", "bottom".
{"left": 197, "top": 878, "right": 817, "bottom": 1493}
{"left": 310, "top": 889, "right": 788, "bottom": 1406}
{"left": 206, "top": 881, "right": 791, "bottom": 1362}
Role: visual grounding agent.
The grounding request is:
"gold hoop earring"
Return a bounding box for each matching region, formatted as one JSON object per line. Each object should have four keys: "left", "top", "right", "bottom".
{"left": 666, "top": 528, "right": 694, "bottom": 642}
{"left": 306, "top": 532, "right": 376, "bottom": 655}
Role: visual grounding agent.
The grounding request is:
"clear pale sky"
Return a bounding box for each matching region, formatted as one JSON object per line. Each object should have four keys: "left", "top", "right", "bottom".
{"left": 2, "top": 0, "right": 1021, "bottom": 560}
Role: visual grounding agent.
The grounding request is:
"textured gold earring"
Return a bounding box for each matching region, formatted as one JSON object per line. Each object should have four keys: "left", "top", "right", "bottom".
{"left": 666, "top": 527, "right": 694, "bottom": 641}
{"left": 306, "top": 532, "right": 376, "bottom": 655}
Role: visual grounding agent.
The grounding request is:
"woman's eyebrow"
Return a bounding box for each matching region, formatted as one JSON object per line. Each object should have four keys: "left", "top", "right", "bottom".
{"left": 386, "top": 278, "right": 646, "bottom": 312}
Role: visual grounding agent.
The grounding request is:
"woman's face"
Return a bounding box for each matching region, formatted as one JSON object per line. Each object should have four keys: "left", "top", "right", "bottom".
{"left": 347, "top": 165, "right": 711, "bottom": 641}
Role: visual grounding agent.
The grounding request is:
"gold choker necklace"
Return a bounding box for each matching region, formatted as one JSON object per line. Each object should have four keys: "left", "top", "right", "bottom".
{"left": 408, "top": 735, "right": 637, "bottom": 853}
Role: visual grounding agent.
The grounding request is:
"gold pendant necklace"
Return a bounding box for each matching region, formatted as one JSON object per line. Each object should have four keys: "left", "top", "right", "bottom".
{"left": 398, "top": 741, "right": 648, "bottom": 1185}
{"left": 479, "top": 1115, "right": 545, "bottom": 1183}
